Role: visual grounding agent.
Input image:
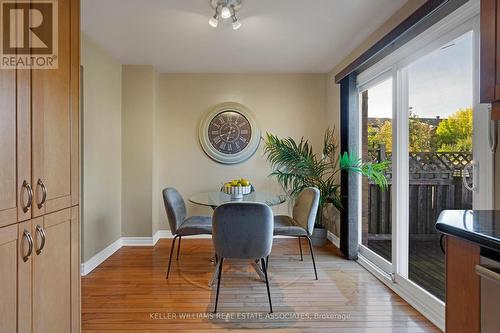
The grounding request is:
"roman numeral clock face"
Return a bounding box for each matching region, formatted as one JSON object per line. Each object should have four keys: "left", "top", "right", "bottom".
{"left": 208, "top": 111, "right": 252, "bottom": 154}
{"left": 199, "top": 102, "right": 260, "bottom": 164}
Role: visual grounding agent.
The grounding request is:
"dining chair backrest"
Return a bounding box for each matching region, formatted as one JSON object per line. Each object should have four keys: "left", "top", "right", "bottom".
{"left": 212, "top": 202, "right": 273, "bottom": 259}
{"left": 292, "top": 187, "right": 320, "bottom": 236}
{"left": 162, "top": 187, "right": 186, "bottom": 235}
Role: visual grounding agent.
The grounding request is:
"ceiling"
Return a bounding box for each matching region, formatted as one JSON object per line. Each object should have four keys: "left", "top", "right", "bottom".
{"left": 82, "top": 0, "right": 407, "bottom": 73}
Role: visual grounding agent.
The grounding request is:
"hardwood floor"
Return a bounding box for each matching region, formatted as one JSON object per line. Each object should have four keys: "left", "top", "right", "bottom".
{"left": 82, "top": 238, "right": 439, "bottom": 332}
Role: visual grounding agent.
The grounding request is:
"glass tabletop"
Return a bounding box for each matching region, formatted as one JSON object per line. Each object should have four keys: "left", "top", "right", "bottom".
{"left": 189, "top": 191, "right": 286, "bottom": 208}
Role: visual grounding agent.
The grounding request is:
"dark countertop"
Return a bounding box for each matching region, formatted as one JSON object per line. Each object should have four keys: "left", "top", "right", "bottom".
{"left": 436, "top": 210, "right": 500, "bottom": 252}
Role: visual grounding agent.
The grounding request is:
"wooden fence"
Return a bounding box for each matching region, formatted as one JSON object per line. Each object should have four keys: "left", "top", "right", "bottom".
{"left": 365, "top": 146, "right": 473, "bottom": 237}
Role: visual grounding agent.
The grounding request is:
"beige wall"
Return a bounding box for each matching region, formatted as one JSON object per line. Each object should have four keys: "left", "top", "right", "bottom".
{"left": 156, "top": 74, "right": 328, "bottom": 230}
{"left": 81, "top": 34, "right": 122, "bottom": 262}
{"left": 121, "top": 65, "right": 157, "bottom": 237}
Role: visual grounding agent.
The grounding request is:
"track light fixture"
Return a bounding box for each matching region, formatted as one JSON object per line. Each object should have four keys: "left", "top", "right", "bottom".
{"left": 209, "top": 0, "right": 242, "bottom": 30}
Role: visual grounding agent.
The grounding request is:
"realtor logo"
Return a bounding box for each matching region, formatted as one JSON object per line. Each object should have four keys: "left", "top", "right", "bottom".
{"left": 0, "top": 0, "right": 58, "bottom": 69}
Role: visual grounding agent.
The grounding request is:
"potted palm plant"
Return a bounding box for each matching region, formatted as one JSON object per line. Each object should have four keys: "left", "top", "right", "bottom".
{"left": 263, "top": 128, "right": 390, "bottom": 246}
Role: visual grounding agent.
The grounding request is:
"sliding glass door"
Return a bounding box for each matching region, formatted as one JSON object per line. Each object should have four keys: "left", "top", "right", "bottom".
{"left": 355, "top": 3, "right": 493, "bottom": 327}
{"left": 359, "top": 77, "right": 394, "bottom": 274}
{"left": 405, "top": 31, "right": 473, "bottom": 301}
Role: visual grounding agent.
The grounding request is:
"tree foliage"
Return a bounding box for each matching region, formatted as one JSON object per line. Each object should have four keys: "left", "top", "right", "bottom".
{"left": 367, "top": 108, "right": 472, "bottom": 153}
{"left": 435, "top": 108, "right": 472, "bottom": 152}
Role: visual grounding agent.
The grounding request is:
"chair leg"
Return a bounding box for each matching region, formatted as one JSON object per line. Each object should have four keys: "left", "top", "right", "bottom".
{"left": 298, "top": 237, "right": 303, "bottom": 261}
{"left": 166, "top": 235, "right": 178, "bottom": 279}
{"left": 266, "top": 255, "right": 269, "bottom": 270}
{"left": 261, "top": 258, "right": 273, "bottom": 313}
{"left": 176, "top": 236, "right": 182, "bottom": 260}
{"left": 214, "top": 257, "right": 224, "bottom": 313}
{"left": 306, "top": 236, "right": 318, "bottom": 280}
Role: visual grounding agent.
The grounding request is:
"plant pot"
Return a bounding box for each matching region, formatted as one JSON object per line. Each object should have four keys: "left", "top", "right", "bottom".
{"left": 310, "top": 227, "right": 328, "bottom": 246}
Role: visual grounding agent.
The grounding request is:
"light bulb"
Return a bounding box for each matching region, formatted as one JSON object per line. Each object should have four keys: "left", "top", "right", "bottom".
{"left": 209, "top": 16, "right": 219, "bottom": 28}
{"left": 232, "top": 19, "right": 241, "bottom": 30}
{"left": 221, "top": 6, "right": 231, "bottom": 19}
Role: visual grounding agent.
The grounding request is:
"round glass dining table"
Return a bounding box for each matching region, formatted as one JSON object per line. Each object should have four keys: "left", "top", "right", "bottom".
{"left": 189, "top": 191, "right": 286, "bottom": 208}
{"left": 189, "top": 190, "right": 286, "bottom": 286}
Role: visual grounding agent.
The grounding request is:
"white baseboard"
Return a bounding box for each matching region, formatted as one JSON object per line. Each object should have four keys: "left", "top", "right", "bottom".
{"left": 80, "top": 238, "right": 122, "bottom": 276}
{"left": 121, "top": 236, "right": 156, "bottom": 246}
{"left": 80, "top": 230, "right": 212, "bottom": 276}
{"left": 327, "top": 230, "right": 340, "bottom": 248}
{"left": 153, "top": 230, "right": 172, "bottom": 244}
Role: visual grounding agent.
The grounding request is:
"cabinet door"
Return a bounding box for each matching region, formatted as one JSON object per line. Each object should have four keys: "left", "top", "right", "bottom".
{"left": 70, "top": 206, "right": 80, "bottom": 333}
{"left": 445, "top": 236, "right": 480, "bottom": 333}
{"left": 70, "top": 0, "right": 81, "bottom": 207}
{"left": 33, "top": 208, "right": 72, "bottom": 333}
{"left": 480, "top": 0, "right": 500, "bottom": 102}
{"left": 32, "top": 0, "right": 73, "bottom": 217}
{"left": 0, "top": 65, "right": 18, "bottom": 227}
{"left": 0, "top": 224, "right": 18, "bottom": 333}
{"left": 18, "top": 219, "right": 37, "bottom": 333}
{"left": 0, "top": 3, "right": 33, "bottom": 227}
{"left": 0, "top": 59, "right": 32, "bottom": 227}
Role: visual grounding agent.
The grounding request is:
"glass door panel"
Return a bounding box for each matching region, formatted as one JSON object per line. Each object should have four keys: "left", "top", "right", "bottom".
{"left": 360, "top": 78, "right": 393, "bottom": 265}
{"left": 406, "top": 31, "right": 473, "bottom": 301}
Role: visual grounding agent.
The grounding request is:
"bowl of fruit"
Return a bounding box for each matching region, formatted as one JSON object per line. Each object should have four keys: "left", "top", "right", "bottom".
{"left": 222, "top": 178, "right": 252, "bottom": 199}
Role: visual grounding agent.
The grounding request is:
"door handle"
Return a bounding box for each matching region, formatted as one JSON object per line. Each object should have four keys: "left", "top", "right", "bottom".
{"left": 21, "top": 180, "right": 33, "bottom": 213}
{"left": 22, "top": 230, "right": 33, "bottom": 262}
{"left": 462, "top": 160, "right": 478, "bottom": 192}
{"left": 488, "top": 104, "right": 498, "bottom": 152}
{"left": 35, "top": 225, "right": 46, "bottom": 255}
{"left": 36, "top": 179, "right": 47, "bottom": 208}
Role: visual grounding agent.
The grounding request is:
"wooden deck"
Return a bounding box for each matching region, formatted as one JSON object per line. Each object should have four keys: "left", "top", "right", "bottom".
{"left": 368, "top": 238, "right": 445, "bottom": 301}
{"left": 82, "top": 238, "right": 440, "bottom": 332}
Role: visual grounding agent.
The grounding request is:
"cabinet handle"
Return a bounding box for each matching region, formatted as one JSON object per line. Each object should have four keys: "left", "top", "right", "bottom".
{"left": 22, "top": 230, "right": 33, "bottom": 262}
{"left": 35, "top": 225, "right": 46, "bottom": 255}
{"left": 36, "top": 179, "right": 47, "bottom": 208}
{"left": 439, "top": 234, "right": 445, "bottom": 254}
{"left": 475, "top": 264, "right": 500, "bottom": 285}
{"left": 21, "top": 180, "right": 33, "bottom": 213}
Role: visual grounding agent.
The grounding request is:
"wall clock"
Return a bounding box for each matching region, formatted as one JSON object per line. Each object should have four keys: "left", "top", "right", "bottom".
{"left": 199, "top": 102, "right": 261, "bottom": 164}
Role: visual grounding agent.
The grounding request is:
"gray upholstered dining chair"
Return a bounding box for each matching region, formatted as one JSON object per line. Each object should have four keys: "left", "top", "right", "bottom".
{"left": 212, "top": 202, "right": 274, "bottom": 313}
{"left": 162, "top": 187, "right": 212, "bottom": 279}
{"left": 272, "top": 187, "right": 320, "bottom": 279}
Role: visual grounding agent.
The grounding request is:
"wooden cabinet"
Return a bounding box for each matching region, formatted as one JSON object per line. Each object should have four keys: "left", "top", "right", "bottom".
{"left": 0, "top": 0, "right": 79, "bottom": 223}
{"left": 32, "top": 0, "right": 79, "bottom": 217}
{"left": 0, "top": 224, "right": 19, "bottom": 333}
{"left": 0, "top": 0, "right": 80, "bottom": 332}
{"left": 33, "top": 208, "right": 79, "bottom": 333}
{"left": 0, "top": 209, "right": 79, "bottom": 333}
{"left": 0, "top": 64, "right": 31, "bottom": 227}
{"left": 18, "top": 220, "right": 34, "bottom": 333}
{"left": 445, "top": 235, "right": 481, "bottom": 333}
{"left": 480, "top": 0, "right": 500, "bottom": 119}
{"left": 0, "top": 65, "right": 18, "bottom": 227}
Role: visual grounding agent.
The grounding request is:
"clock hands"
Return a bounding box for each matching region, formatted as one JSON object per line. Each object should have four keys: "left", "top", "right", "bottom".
{"left": 221, "top": 124, "right": 237, "bottom": 141}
